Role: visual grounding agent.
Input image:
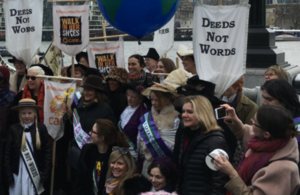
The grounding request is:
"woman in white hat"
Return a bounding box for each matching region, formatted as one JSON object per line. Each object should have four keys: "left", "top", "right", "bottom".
{"left": 5, "top": 98, "right": 51, "bottom": 195}
{"left": 176, "top": 44, "right": 197, "bottom": 75}
{"left": 137, "top": 84, "right": 180, "bottom": 178}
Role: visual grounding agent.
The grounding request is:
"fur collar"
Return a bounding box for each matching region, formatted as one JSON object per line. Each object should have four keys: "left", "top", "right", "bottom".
{"left": 9, "top": 73, "right": 27, "bottom": 94}
{"left": 152, "top": 103, "right": 175, "bottom": 116}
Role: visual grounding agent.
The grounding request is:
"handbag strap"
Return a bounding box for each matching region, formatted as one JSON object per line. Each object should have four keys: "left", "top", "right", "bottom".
{"left": 264, "top": 157, "right": 297, "bottom": 167}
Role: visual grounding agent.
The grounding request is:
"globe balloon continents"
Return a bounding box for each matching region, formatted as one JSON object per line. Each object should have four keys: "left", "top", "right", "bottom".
{"left": 97, "top": 0, "right": 180, "bottom": 39}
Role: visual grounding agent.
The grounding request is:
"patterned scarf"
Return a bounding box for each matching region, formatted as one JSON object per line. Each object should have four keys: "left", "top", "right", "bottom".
{"left": 129, "top": 71, "right": 146, "bottom": 85}
{"left": 22, "top": 82, "right": 45, "bottom": 123}
{"left": 0, "top": 87, "right": 14, "bottom": 106}
{"left": 236, "top": 136, "right": 289, "bottom": 185}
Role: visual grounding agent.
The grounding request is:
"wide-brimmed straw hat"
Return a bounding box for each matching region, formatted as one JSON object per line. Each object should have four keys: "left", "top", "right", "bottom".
{"left": 11, "top": 98, "right": 43, "bottom": 111}
{"left": 164, "top": 68, "right": 193, "bottom": 89}
{"left": 81, "top": 75, "right": 106, "bottom": 93}
{"left": 104, "top": 67, "right": 129, "bottom": 84}
{"left": 176, "top": 44, "right": 193, "bottom": 59}
{"left": 142, "top": 83, "right": 181, "bottom": 98}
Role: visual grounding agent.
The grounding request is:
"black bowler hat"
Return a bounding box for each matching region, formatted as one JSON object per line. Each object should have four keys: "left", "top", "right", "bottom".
{"left": 76, "top": 52, "right": 88, "bottom": 64}
{"left": 143, "top": 48, "right": 159, "bottom": 61}
{"left": 30, "top": 64, "right": 54, "bottom": 76}
{"left": 177, "top": 76, "right": 225, "bottom": 106}
{"left": 67, "top": 64, "right": 89, "bottom": 77}
{"left": 8, "top": 56, "right": 20, "bottom": 63}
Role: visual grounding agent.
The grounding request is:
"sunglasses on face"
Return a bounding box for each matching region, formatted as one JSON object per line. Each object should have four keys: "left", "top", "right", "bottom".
{"left": 0, "top": 76, "right": 3, "bottom": 81}
{"left": 26, "top": 76, "right": 37, "bottom": 80}
{"left": 112, "top": 146, "right": 129, "bottom": 154}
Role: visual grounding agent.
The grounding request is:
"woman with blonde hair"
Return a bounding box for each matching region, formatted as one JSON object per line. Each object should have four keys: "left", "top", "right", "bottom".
{"left": 4, "top": 98, "right": 52, "bottom": 195}
{"left": 174, "top": 95, "right": 230, "bottom": 195}
{"left": 103, "top": 147, "right": 136, "bottom": 195}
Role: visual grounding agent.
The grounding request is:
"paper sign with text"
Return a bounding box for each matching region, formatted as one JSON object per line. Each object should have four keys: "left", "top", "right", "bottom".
{"left": 193, "top": 2, "right": 250, "bottom": 97}
{"left": 53, "top": 0, "right": 89, "bottom": 57}
{"left": 87, "top": 36, "right": 125, "bottom": 75}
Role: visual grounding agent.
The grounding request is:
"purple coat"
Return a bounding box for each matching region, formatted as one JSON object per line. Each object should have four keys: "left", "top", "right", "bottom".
{"left": 119, "top": 104, "right": 148, "bottom": 147}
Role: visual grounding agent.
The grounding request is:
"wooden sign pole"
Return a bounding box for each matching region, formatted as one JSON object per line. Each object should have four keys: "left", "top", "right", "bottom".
{"left": 102, "top": 22, "right": 107, "bottom": 43}
{"left": 176, "top": 57, "right": 179, "bottom": 69}
{"left": 218, "top": 0, "right": 222, "bottom": 5}
{"left": 50, "top": 141, "right": 57, "bottom": 195}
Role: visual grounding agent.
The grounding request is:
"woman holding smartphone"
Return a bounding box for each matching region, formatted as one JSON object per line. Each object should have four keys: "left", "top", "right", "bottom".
{"left": 174, "top": 95, "right": 230, "bottom": 195}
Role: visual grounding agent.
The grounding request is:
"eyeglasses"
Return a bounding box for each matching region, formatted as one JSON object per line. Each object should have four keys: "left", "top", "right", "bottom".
{"left": 264, "top": 73, "right": 275, "bottom": 77}
{"left": 90, "top": 130, "right": 99, "bottom": 135}
{"left": 250, "top": 118, "right": 262, "bottom": 129}
{"left": 112, "top": 146, "right": 129, "bottom": 154}
{"left": 26, "top": 76, "right": 37, "bottom": 80}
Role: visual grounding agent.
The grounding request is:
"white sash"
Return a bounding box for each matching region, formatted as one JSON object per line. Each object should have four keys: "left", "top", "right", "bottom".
{"left": 21, "top": 140, "right": 44, "bottom": 195}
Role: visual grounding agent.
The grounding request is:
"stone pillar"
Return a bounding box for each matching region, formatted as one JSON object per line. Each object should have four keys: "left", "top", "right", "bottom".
{"left": 246, "top": 0, "right": 288, "bottom": 68}
{"left": 243, "top": 0, "right": 300, "bottom": 88}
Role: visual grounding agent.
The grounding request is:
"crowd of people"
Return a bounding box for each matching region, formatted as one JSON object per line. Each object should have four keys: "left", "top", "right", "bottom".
{"left": 0, "top": 46, "right": 300, "bottom": 195}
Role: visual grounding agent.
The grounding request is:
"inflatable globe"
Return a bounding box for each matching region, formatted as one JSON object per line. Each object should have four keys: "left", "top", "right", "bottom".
{"left": 97, "top": 0, "right": 180, "bottom": 38}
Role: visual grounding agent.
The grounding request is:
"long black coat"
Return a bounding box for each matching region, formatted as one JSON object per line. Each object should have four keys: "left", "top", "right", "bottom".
{"left": 176, "top": 127, "right": 230, "bottom": 195}
{"left": 4, "top": 122, "right": 52, "bottom": 185}
{"left": 76, "top": 100, "right": 117, "bottom": 134}
{"left": 73, "top": 144, "right": 112, "bottom": 195}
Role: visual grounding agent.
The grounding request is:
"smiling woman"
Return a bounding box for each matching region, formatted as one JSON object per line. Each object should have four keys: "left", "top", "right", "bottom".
{"left": 128, "top": 54, "right": 147, "bottom": 85}
{"left": 173, "top": 95, "right": 230, "bottom": 195}
{"left": 103, "top": 149, "right": 136, "bottom": 195}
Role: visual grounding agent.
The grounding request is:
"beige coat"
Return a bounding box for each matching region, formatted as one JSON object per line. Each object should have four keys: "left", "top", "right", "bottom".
{"left": 138, "top": 103, "right": 179, "bottom": 178}
{"left": 225, "top": 125, "right": 300, "bottom": 195}
{"left": 9, "top": 73, "right": 27, "bottom": 94}
{"left": 236, "top": 94, "right": 258, "bottom": 125}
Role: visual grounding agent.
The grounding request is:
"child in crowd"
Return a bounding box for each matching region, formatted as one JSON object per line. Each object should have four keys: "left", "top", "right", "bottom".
{"left": 4, "top": 98, "right": 51, "bottom": 195}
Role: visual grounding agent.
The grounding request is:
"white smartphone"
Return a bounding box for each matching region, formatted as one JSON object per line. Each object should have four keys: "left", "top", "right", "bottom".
{"left": 215, "top": 107, "right": 228, "bottom": 120}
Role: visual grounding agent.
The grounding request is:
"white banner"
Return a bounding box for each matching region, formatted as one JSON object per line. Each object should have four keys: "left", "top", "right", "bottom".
{"left": 87, "top": 36, "right": 125, "bottom": 75}
{"left": 53, "top": 0, "right": 89, "bottom": 57}
{"left": 153, "top": 17, "right": 175, "bottom": 58}
{"left": 4, "top": 0, "right": 43, "bottom": 67}
{"left": 44, "top": 79, "right": 76, "bottom": 141}
{"left": 73, "top": 108, "right": 91, "bottom": 149}
{"left": 193, "top": 2, "right": 250, "bottom": 97}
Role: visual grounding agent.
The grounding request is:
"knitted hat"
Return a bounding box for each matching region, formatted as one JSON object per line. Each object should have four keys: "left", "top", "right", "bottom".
{"left": 105, "top": 67, "right": 129, "bottom": 84}
{"left": 0, "top": 66, "right": 10, "bottom": 82}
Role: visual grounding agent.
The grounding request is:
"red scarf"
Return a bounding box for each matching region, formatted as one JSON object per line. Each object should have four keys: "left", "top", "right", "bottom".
{"left": 22, "top": 81, "right": 45, "bottom": 123}
{"left": 226, "top": 137, "right": 289, "bottom": 195}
